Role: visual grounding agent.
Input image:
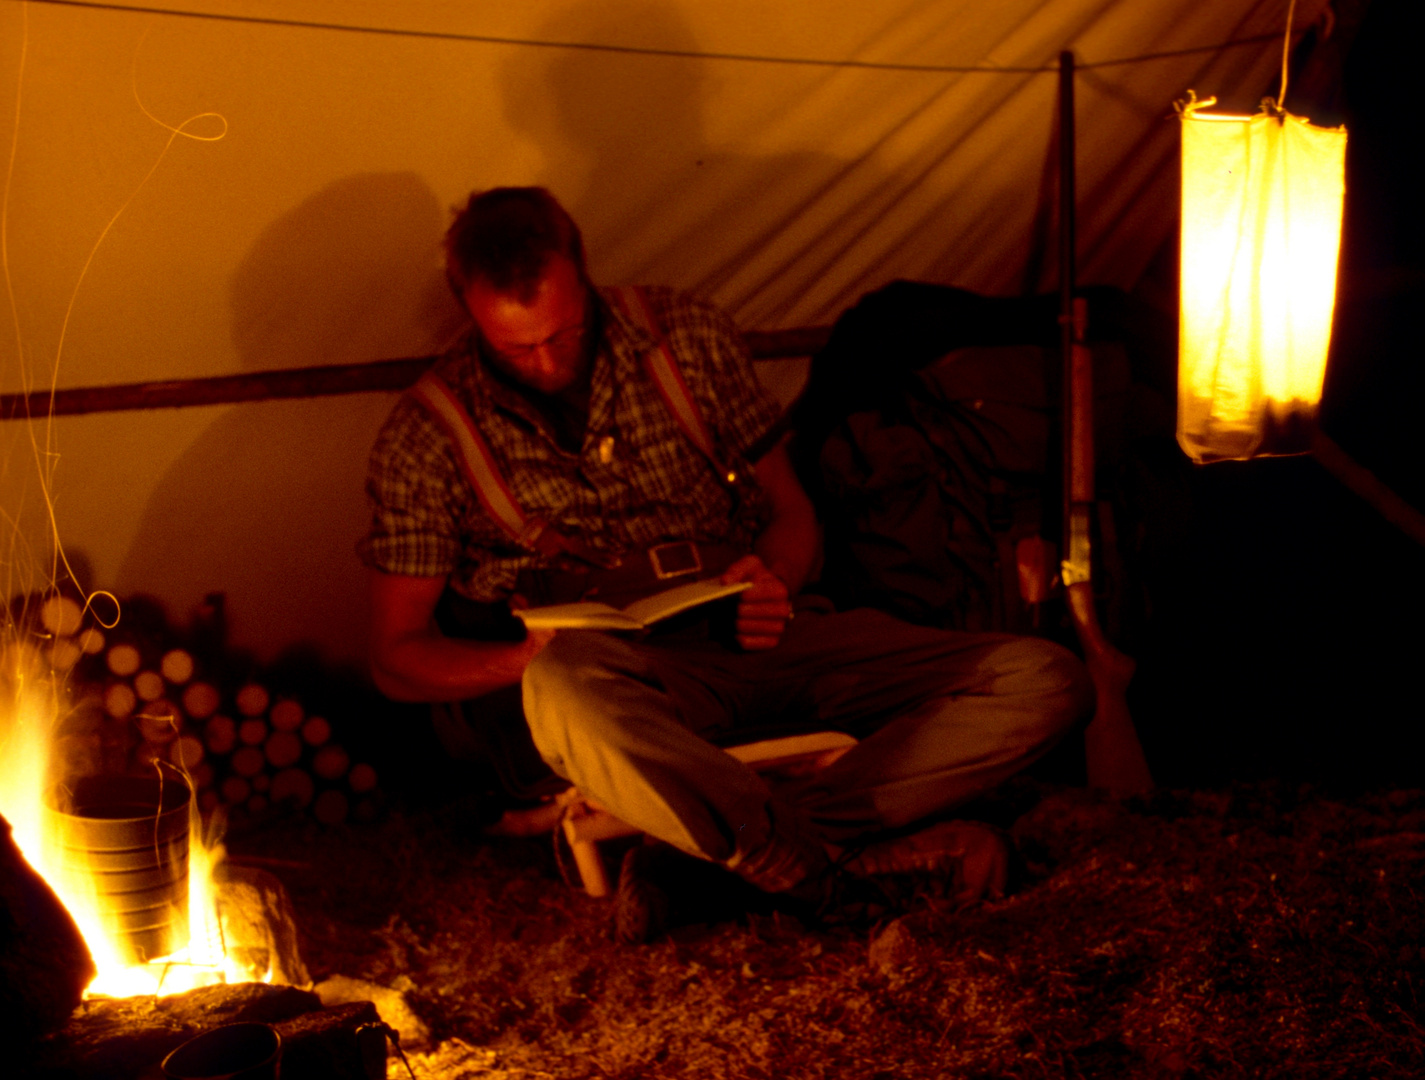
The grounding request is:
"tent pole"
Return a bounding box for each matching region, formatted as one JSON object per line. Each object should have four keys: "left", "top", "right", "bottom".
{"left": 1058, "top": 49, "right": 1153, "bottom": 796}
{"left": 1058, "top": 50, "right": 1076, "bottom": 560}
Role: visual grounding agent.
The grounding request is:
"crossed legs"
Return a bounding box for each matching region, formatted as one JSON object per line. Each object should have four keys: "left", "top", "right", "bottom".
{"left": 522, "top": 606, "right": 1092, "bottom": 891}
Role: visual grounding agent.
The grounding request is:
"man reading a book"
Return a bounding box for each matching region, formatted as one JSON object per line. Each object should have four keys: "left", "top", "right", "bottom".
{"left": 360, "top": 186, "right": 1092, "bottom": 928}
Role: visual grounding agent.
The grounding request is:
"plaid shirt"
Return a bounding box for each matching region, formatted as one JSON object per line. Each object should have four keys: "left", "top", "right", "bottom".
{"left": 359, "top": 286, "right": 780, "bottom": 602}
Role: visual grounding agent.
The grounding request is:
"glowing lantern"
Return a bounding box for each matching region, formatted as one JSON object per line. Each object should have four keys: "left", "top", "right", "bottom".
{"left": 1178, "top": 100, "right": 1347, "bottom": 463}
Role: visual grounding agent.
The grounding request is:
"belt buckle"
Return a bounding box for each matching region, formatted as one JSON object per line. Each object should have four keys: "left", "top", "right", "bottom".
{"left": 648, "top": 541, "right": 702, "bottom": 581}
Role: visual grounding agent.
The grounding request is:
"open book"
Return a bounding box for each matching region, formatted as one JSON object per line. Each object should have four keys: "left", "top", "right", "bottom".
{"left": 513, "top": 578, "right": 751, "bottom": 631}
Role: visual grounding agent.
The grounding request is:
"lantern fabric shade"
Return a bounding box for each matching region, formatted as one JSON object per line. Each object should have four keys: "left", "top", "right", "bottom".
{"left": 1178, "top": 108, "right": 1347, "bottom": 463}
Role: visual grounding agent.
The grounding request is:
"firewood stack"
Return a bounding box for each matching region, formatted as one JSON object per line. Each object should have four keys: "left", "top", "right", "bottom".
{"left": 29, "top": 591, "right": 383, "bottom": 827}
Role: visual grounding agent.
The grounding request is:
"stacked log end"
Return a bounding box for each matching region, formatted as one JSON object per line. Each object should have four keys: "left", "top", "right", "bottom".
{"left": 20, "top": 590, "right": 384, "bottom": 827}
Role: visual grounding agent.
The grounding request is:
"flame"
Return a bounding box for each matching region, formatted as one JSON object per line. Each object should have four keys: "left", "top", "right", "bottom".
{"left": 0, "top": 640, "right": 270, "bottom": 998}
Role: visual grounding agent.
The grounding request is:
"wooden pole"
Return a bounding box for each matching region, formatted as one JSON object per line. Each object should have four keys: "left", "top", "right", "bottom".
{"left": 1058, "top": 50, "right": 1153, "bottom": 797}
{"left": 1311, "top": 429, "right": 1425, "bottom": 548}
{"left": 0, "top": 327, "right": 832, "bottom": 421}
{"left": 1059, "top": 50, "right": 1077, "bottom": 565}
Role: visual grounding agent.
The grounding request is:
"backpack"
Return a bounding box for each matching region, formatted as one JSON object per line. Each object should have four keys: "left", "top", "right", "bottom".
{"left": 793, "top": 281, "right": 1135, "bottom": 634}
{"left": 816, "top": 344, "right": 1054, "bottom": 632}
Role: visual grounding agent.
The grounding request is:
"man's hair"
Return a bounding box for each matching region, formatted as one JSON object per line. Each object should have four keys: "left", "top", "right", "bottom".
{"left": 443, "top": 187, "right": 587, "bottom": 301}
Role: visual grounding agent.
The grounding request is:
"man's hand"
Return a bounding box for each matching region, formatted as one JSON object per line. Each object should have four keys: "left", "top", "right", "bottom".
{"left": 519, "top": 625, "right": 559, "bottom": 661}
{"left": 368, "top": 571, "right": 560, "bottom": 702}
{"left": 720, "top": 554, "right": 793, "bottom": 651}
{"left": 503, "top": 594, "right": 558, "bottom": 667}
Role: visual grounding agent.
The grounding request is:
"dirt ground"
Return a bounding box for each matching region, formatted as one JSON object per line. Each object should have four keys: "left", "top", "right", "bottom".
{"left": 226, "top": 778, "right": 1425, "bottom": 1080}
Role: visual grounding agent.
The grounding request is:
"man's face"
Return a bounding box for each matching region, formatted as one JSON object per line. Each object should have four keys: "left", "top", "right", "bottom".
{"left": 464, "top": 255, "right": 592, "bottom": 397}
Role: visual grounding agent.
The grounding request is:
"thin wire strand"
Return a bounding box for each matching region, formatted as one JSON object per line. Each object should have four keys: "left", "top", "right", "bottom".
{"left": 1, "top": 0, "right": 27, "bottom": 390}
{"left": 30, "top": 0, "right": 1281, "bottom": 76}
{"left": 1279, "top": 0, "right": 1299, "bottom": 106}
{"left": 2, "top": 10, "right": 226, "bottom": 640}
{"left": 1, "top": 1, "right": 33, "bottom": 616}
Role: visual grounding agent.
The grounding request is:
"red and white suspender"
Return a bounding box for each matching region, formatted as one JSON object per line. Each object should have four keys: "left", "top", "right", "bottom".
{"left": 408, "top": 286, "right": 737, "bottom": 558}
{"left": 604, "top": 287, "right": 738, "bottom": 487}
{"left": 407, "top": 371, "right": 549, "bottom": 550}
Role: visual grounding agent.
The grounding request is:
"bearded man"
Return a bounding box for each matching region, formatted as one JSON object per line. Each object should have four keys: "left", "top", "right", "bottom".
{"left": 360, "top": 186, "right": 1091, "bottom": 934}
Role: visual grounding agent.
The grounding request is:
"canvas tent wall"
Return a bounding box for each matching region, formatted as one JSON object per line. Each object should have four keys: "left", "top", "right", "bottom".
{"left": 0, "top": 0, "right": 1331, "bottom": 666}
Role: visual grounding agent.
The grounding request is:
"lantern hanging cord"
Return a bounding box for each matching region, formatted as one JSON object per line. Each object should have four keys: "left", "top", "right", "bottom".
{"left": 1273, "top": 0, "right": 1299, "bottom": 113}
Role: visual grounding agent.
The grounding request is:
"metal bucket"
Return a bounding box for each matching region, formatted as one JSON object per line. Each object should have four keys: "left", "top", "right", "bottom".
{"left": 44, "top": 768, "right": 192, "bottom": 964}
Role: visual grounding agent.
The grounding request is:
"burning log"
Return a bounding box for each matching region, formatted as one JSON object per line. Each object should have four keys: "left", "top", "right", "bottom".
{"left": 29, "top": 982, "right": 324, "bottom": 1079}
{"left": 209, "top": 862, "right": 310, "bottom": 991}
{"left": 0, "top": 811, "right": 95, "bottom": 1044}
{"left": 316, "top": 975, "right": 429, "bottom": 1049}
{"left": 161, "top": 1021, "right": 282, "bottom": 1080}
{"left": 276, "top": 1001, "right": 387, "bottom": 1080}
{"left": 23, "top": 874, "right": 383, "bottom": 1079}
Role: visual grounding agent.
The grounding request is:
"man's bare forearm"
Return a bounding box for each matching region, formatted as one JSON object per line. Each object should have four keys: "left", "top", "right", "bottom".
{"left": 754, "top": 512, "right": 820, "bottom": 596}
{"left": 367, "top": 570, "right": 554, "bottom": 703}
{"left": 751, "top": 439, "right": 821, "bottom": 595}
{"left": 371, "top": 630, "right": 550, "bottom": 703}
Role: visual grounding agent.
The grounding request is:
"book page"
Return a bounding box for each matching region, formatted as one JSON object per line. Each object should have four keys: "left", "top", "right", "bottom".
{"left": 513, "top": 602, "right": 644, "bottom": 631}
{"left": 513, "top": 579, "right": 751, "bottom": 631}
{"left": 620, "top": 579, "right": 751, "bottom": 626}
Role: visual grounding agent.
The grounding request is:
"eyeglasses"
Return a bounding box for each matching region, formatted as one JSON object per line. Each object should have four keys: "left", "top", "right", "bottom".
{"left": 488, "top": 322, "right": 588, "bottom": 363}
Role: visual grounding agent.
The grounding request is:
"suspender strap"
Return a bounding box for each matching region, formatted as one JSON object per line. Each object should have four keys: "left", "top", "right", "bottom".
{"left": 410, "top": 287, "right": 738, "bottom": 560}
{"left": 411, "top": 371, "right": 615, "bottom": 567}
{"left": 608, "top": 286, "right": 738, "bottom": 485}
{"left": 410, "top": 372, "right": 538, "bottom": 547}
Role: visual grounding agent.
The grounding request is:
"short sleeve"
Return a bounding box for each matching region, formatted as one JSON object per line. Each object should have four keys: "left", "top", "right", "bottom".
{"left": 358, "top": 396, "right": 467, "bottom": 578}
{"left": 650, "top": 290, "right": 782, "bottom": 467}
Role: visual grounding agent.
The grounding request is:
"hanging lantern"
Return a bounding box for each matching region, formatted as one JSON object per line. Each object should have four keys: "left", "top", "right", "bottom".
{"left": 1177, "top": 98, "right": 1347, "bottom": 463}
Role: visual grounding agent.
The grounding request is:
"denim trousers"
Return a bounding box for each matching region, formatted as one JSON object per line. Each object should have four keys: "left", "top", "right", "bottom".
{"left": 522, "top": 602, "right": 1093, "bottom": 883}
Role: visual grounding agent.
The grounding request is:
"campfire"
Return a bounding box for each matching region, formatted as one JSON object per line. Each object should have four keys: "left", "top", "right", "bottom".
{"left": 0, "top": 629, "right": 271, "bottom": 1000}
{"left": 1, "top": 595, "right": 419, "bottom": 1078}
